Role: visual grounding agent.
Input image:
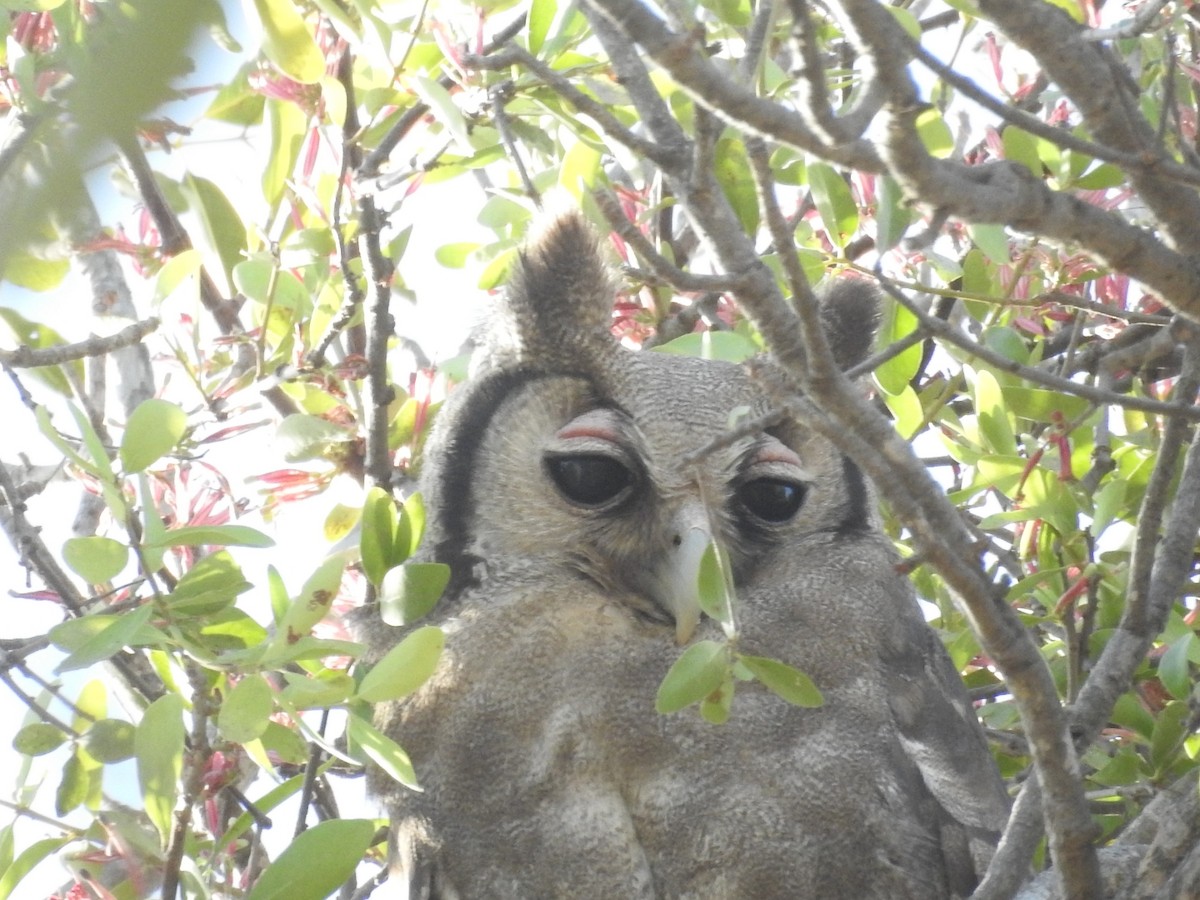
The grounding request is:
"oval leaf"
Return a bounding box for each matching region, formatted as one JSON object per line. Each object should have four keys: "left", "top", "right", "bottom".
{"left": 380, "top": 563, "right": 450, "bottom": 626}
{"left": 136, "top": 693, "right": 185, "bottom": 846}
{"left": 53, "top": 604, "right": 157, "bottom": 673}
{"left": 1159, "top": 633, "right": 1195, "bottom": 702}
{"left": 84, "top": 718, "right": 136, "bottom": 763}
{"left": 739, "top": 654, "right": 824, "bottom": 707}
{"left": 250, "top": 0, "right": 325, "bottom": 84}
{"left": 12, "top": 723, "right": 67, "bottom": 757}
{"left": 219, "top": 676, "right": 275, "bottom": 744}
{"left": 274, "top": 557, "right": 346, "bottom": 645}
{"left": 120, "top": 398, "right": 187, "bottom": 473}
{"left": 346, "top": 715, "right": 419, "bottom": 790}
{"left": 62, "top": 536, "right": 128, "bottom": 584}
{"left": 655, "top": 640, "right": 727, "bottom": 714}
{"left": 0, "top": 836, "right": 72, "bottom": 900}
{"left": 145, "top": 524, "right": 275, "bottom": 549}
{"left": 356, "top": 626, "right": 445, "bottom": 703}
{"left": 246, "top": 818, "right": 377, "bottom": 900}
{"left": 696, "top": 542, "right": 732, "bottom": 627}
{"left": 808, "top": 161, "right": 858, "bottom": 248}
{"left": 360, "top": 486, "right": 399, "bottom": 587}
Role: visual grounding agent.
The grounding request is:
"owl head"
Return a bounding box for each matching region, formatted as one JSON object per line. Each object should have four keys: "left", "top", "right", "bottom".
{"left": 418, "top": 213, "right": 880, "bottom": 644}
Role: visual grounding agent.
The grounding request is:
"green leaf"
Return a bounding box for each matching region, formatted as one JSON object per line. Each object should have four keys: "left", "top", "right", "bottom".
{"left": 279, "top": 670, "right": 355, "bottom": 709}
{"left": 528, "top": 0, "right": 556, "bottom": 52}
{"left": 184, "top": 175, "right": 248, "bottom": 290}
{"left": 151, "top": 248, "right": 203, "bottom": 304}
{"left": 0, "top": 0, "right": 68, "bottom": 11}
{"left": 882, "top": 384, "right": 923, "bottom": 441}
{"left": 274, "top": 557, "right": 346, "bottom": 645}
{"left": 356, "top": 626, "right": 444, "bottom": 703}
{"left": 411, "top": 75, "right": 471, "bottom": 151}
{"left": 434, "top": 242, "right": 479, "bottom": 268}
{"left": 168, "top": 550, "right": 252, "bottom": 617}
{"left": 1073, "top": 162, "right": 1126, "bottom": 190}
{"left": 361, "top": 486, "right": 402, "bottom": 587}
{"left": 875, "top": 175, "right": 913, "bottom": 252}
{"left": 1001, "top": 386, "right": 1091, "bottom": 424}
{"left": 558, "top": 139, "right": 602, "bottom": 197}
{"left": 12, "top": 723, "right": 67, "bottom": 757}
{"left": 1001, "top": 127, "right": 1041, "bottom": 177}
{"left": 136, "top": 693, "right": 185, "bottom": 846}
{"left": 74, "top": 679, "right": 107, "bottom": 726}
{"left": 379, "top": 562, "right": 450, "bottom": 626}
{"left": 52, "top": 604, "right": 157, "bottom": 673}
{"left": 1150, "top": 700, "right": 1189, "bottom": 771}
{"left": 714, "top": 136, "right": 758, "bottom": 235}
{"left": 0, "top": 836, "right": 72, "bottom": 900}
{"left": 55, "top": 751, "right": 95, "bottom": 816}
{"left": 84, "top": 718, "right": 136, "bottom": 763}
{"left": 808, "top": 162, "right": 858, "bottom": 248}
{"left": 346, "top": 715, "right": 419, "bottom": 790}
{"left": 885, "top": 5, "right": 920, "bottom": 39}
{"left": 656, "top": 640, "right": 728, "bottom": 714}
{"left": 263, "top": 94, "right": 307, "bottom": 208}
{"left": 1111, "top": 691, "right": 1155, "bottom": 741}
{"left": 68, "top": 403, "right": 116, "bottom": 485}
{"left": 973, "top": 369, "right": 1018, "bottom": 456}
{"left": 61, "top": 536, "right": 128, "bottom": 583}
{"left": 0, "top": 308, "right": 79, "bottom": 394}
{"left": 145, "top": 524, "right": 275, "bottom": 549}
{"left": 699, "top": 673, "right": 734, "bottom": 724}
{"left": 1, "top": 252, "right": 70, "bottom": 292}
{"left": 250, "top": 0, "right": 325, "bottom": 84}
{"left": 739, "top": 654, "right": 824, "bottom": 707}
{"left": 874, "top": 301, "right": 921, "bottom": 396}
{"left": 969, "top": 223, "right": 1011, "bottom": 266}
{"left": 1091, "top": 746, "right": 1141, "bottom": 787}
{"left": 915, "top": 108, "right": 954, "bottom": 158}
{"left": 1159, "top": 633, "right": 1195, "bottom": 702}
{"left": 651, "top": 331, "right": 758, "bottom": 362}
{"left": 138, "top": 473, "right": 167, "bottom": 573}
{"left": 696, "top": 543, "right": 733, "bottom": 627}
{"left": 220, "top": 676, "right": 275, "bottom": 743}
{"left": 120, "top": 398, "right": 188, "bottom": 473}
{"left": 401, "top": 493, "right": 427, "bottom": 560}
{"left": 275, "top": 413, "right": 353, "bottom": 462}
{"left": 247, "top": 818, "right": 376, "bottom": 900}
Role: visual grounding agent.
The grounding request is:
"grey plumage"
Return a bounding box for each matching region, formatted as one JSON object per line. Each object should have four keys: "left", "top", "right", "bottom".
{"left": 364, "top": 213, "right": 1009, "bottom": 899}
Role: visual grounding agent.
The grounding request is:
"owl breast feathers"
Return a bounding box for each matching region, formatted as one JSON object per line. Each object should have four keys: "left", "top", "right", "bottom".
{"left": 364, "top": 213, "right": 1009, "bottom": 899}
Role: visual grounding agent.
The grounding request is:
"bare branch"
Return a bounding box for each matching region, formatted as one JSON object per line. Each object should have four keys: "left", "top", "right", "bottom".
{"left": 976, "top": 0, "right": 1200, "bottom": 257}
{"left": 0, "top": 318, "right": 160, "bottom": 368}
{"left": 840, "top": 0, "right": 1200, "bottom": 323}
{"left": 581, "top": 0, "right": 883, "bottom": 171}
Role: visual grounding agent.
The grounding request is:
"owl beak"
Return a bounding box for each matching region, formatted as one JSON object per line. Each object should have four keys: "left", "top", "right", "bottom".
{"left": 663, "top": 516, "right": 711, "bottom": 645}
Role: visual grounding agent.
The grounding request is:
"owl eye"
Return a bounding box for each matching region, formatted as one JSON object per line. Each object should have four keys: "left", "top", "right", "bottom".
{"left": 737, "top": 477, "right": 806, "bottom": 523}
{"left": 546, "top": 454, "right": 634, "bottom": 507}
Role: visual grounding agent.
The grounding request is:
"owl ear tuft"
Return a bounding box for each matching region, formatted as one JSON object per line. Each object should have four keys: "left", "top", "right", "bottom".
{"left": 486, "top": 212, "right": 616, "bottom": 369}
{"left": 818, "top": 279, "right": 880, "bottom": 371}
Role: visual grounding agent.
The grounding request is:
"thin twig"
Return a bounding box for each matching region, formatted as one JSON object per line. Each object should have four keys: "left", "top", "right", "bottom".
{"left": 874, "top": 272, "right": 1200, "bottom": 421}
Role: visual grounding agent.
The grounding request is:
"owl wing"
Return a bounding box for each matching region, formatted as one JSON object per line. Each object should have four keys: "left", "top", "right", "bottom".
{"left": 881, "top": 607, "right": 1011, "bottom": 889}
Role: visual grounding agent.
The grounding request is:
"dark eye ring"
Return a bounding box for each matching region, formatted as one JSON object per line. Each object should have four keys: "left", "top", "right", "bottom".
{"left": 737, "top": 478, "right": 806, "bottom": 523}
{"left": 546, "top": 455, "right": 634, "bottom": 507}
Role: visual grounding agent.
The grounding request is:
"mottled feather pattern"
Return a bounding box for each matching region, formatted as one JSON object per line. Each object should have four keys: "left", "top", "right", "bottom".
{"left": 363, "top": 212, "right": 1009, "bottom": 899}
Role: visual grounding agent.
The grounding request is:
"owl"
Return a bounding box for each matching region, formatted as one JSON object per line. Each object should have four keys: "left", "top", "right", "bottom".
{"left": 365, "top": 213, "right": 1010, "bottom": 899}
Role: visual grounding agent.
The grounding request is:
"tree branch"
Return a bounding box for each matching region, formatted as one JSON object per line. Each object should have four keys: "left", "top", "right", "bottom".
{"left": 0, "top": 318, "right": 160, "bottom": 368}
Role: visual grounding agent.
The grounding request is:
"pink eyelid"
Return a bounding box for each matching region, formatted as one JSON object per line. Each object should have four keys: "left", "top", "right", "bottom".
{"left": 554, "top": 410, "right": 624, "bottom": 443}
{"left": 752, "top": 442, "right": 804, "bottom": 469}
